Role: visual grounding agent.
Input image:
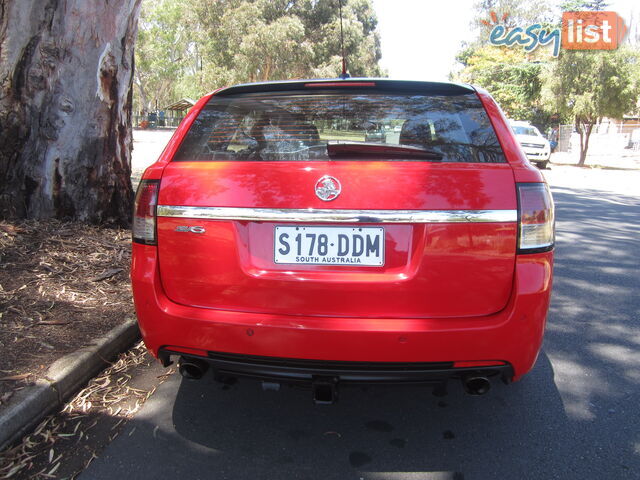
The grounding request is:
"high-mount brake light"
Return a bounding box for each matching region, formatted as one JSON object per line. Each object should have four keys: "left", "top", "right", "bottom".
{"left": 132, "top": 180, "right": 160, "bottom": 245}
{"left": 304, "top": 82, "right": 376, "bottom": 88}
{"left": 517, "top": 183, "right": 555, "bottom": 253}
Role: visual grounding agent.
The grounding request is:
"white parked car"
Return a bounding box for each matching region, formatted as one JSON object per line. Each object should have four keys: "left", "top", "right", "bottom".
{"left": 509, "top": 121, "right": 551, "bottom": 169}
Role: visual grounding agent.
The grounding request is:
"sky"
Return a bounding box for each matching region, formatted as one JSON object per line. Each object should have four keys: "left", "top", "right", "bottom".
{"left": 372, "top": 0, "right": 640, "bottom": 82}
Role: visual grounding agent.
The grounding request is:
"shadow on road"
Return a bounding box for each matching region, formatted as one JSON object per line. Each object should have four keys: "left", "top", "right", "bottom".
{"left": 81, "top": 185, "right": 639, "bottom": 480}
{"left": 165, "top": 353, "right": 565, "bottom": 479}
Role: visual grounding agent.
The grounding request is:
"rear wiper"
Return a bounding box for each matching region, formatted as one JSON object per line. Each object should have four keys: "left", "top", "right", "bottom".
{"left": 326, "top": 141, "right": 443, "bottom": 160}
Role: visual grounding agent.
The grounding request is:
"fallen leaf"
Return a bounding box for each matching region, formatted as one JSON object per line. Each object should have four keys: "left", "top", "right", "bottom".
{"left": 1, "top": 391, "right": 14, "bottom": 404}
{"left": 90, "top": 268, "right": 123, "bottom": 282}
{"left": 0, "top": 373, "right": 30, "bottom": 381}
{"left": 47, "top": 462, "right": 60, "bottom": 475}
{"left": 0, "top": 223, "right": 19, "bottom": 234}
{"left": 36, "top": 320, "right": 71, "bottom": 326}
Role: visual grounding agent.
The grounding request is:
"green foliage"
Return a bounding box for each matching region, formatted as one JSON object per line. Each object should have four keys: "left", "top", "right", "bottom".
{"left": 472, "top": 0, "right": 556, "bottom": 44}
{"left": 456, "top": 46, "right": 546, "bottom": 122}
{"left": 454, "top": 0, "right": 558, "bottom": 128}
{"left": 135, "top": 0, "right": 195, "bottom": 113}
{"left": 542, "top": 48, "right": 639, "bottom": 124}
{"left": 134, "top": 0, "right": 384, "bottom": 113}
{"left": 560, "top": 0, "right": 609, "bottom": 12}
{"left": 542, "top": 48, "right": 640, "bottom": 164}
{"left": 454, "top": 0, "right": 638, "bottom": 143}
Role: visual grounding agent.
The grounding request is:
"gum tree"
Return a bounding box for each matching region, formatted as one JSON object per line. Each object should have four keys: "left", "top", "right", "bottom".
{"left": 542, "top": 48, "right": 639, "bottom": 166}
{"left": 456, "top": 46, "right": 544, "bottom": 121}
{"left": 454, "top": 0, "right": 556, "bottom": 125}
{"left": 135, "top": 0, "right": 194, "bottom": 114}
{"left": 0, "top": 0, "right": 141, "bottom": 225}
{"left": 134, "top": 0, "right": 384, "bottom": 106}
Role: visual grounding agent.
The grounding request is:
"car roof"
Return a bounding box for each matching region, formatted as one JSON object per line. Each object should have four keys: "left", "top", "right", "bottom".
{"left": 213, "top": 78, "right": 476, "bottom": 97}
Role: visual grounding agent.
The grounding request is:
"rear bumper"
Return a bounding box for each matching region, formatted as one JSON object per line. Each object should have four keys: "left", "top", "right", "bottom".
{"left": 132, "top": 244, "right": 553, "bottom": 382}
{"left": 161, "top": 349, "right": 514, "bottom": 384}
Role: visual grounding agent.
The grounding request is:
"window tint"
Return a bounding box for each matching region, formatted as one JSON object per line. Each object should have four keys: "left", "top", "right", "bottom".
{"left": 173, "top": 92, "right": 506, "bottom": 163}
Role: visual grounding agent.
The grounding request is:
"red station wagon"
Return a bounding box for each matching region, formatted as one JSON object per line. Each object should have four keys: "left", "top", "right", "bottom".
{"left": 131, "top": 79, "right": 554, "bottom": 403}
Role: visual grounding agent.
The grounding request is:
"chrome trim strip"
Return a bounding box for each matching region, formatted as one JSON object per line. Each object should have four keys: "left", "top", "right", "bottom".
{"left": 156, "top": 206, "right": 517, "bottom": 223}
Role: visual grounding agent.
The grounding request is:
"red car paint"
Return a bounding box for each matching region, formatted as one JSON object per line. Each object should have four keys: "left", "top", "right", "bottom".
{"left": 131, "top": 79, "right": 554, "bottom": 385}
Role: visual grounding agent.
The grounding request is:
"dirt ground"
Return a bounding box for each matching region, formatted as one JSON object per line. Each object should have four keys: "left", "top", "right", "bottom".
{"left": 0, "top": 221, "right": 134, "bottom": 405}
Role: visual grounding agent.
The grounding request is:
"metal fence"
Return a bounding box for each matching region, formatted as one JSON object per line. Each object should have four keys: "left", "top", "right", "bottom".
{"left": 555, "top": 123, "right": 640, "bottom": 154}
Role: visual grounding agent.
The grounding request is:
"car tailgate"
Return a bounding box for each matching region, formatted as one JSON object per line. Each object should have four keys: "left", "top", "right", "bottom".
{"left": 156, "top": 160, "right": 517, "bottom": 318}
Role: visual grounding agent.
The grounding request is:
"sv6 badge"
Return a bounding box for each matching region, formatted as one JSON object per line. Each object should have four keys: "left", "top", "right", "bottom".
{"left": 175, "top": 226, "right": 206, "bottom": 234}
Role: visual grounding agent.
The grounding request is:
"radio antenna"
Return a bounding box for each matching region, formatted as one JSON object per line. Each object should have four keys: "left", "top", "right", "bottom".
{"left": 338, "top": 0, "right": 350, "bottom": 79}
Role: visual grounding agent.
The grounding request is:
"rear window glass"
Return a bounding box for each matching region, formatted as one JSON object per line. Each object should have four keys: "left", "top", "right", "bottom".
{"left": 173, "top": 91, "right": 505, "bottom": 163}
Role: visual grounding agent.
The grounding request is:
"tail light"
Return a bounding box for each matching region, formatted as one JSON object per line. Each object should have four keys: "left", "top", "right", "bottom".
{"left": 132, "top": 180, "right": 160, "bottom": 245}
{"left": 517, "top": 183, "right": 555, "bottom": 253}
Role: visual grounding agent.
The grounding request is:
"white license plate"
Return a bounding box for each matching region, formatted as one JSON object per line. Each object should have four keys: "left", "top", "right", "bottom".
{"left": 274, "top": 226, "right": 384, "bottom": 266}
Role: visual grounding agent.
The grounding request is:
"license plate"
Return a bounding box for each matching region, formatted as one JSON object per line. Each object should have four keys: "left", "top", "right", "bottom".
{"left": 274, "top": 226, "right": 384, "bottom": 266}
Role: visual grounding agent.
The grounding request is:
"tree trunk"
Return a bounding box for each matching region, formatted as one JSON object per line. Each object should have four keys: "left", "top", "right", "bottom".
{"left": 134, "top": 70, "right": 149, "bottom": 115}
{"left": 577, "top": 122, "right": 594, "bottom": 167}
{"left": 0, "top": 0, "right": 142, "bottom": 225}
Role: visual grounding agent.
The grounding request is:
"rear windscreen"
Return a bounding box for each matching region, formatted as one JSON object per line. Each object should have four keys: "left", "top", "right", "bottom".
{"left": 173, "top": 91, "right": 506, "bottom": 163}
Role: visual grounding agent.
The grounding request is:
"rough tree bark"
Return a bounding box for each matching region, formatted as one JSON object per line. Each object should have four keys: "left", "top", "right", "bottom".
{"left": 0, "top": 0, "right": 142, "bottom": 225}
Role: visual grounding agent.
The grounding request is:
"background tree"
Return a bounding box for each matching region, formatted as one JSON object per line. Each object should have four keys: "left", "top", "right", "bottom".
{"left": 453, "top": 0, "right": 555, "bottom": 128}
{"left": 560, "top": 0, "right": 608, "bottom": 11}
{"left": 134, "top": 0, "right": 384, "bottom": 112}
{"left": 0, "top": 0, "right": 141, "bottom": 225}
{"left": 135, "top": 0, "right": 194, "bottom": 114}
{"left": 542, "top": 48, "right": 640, "bottom": 166}
{"left": 211, "top": 1, "right": 313, "bottom": 82}
{"left": 472, "top": 0, "right": 556, "bottom": 39}
{"left": 456, "top": 46, "right": 546, "bottom": 122}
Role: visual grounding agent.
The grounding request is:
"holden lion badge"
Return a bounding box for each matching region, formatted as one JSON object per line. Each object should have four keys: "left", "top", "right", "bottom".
{"left": 315, "top": 175, "right": 341, "bottom": 201}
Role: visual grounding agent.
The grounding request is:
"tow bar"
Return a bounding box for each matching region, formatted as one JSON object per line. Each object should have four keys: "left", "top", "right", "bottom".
{"left": 312, "top": 376, "right": 339, "bottom": 404}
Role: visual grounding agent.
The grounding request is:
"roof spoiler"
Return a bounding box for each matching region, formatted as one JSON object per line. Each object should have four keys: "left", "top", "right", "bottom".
{"left": 214, "top": 79, "right": 475, "bottom": 97}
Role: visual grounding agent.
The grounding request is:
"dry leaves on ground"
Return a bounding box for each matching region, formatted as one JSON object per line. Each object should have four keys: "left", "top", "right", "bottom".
{"left": 0, "top": 342, "right": 174, "bottom": 479}
{"left": 0, "top": 219, "right": 134, "bottom": 401}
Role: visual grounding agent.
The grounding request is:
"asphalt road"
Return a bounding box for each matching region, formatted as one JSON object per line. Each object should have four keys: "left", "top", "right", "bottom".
{"left": 81, "top": 168, "right": 640, "bottom": 480}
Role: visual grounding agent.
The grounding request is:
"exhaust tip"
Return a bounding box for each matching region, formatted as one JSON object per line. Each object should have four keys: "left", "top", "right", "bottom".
{"left": 178, "top": 357, "right": 209, "bottom": 380}
{"left": 462, "top": 375, "right": 491, "bottom": 395}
